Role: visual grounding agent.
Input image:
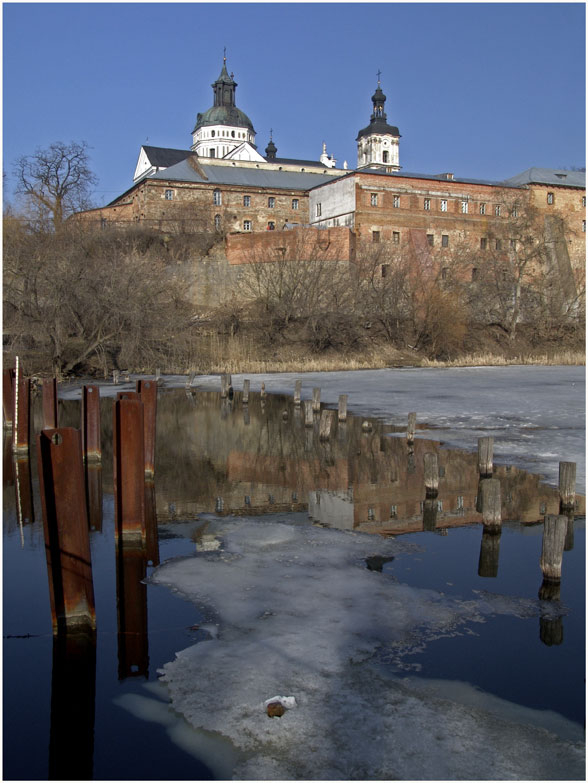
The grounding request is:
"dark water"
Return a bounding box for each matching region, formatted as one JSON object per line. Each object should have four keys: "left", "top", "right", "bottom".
{"left": 2, "top": 386, "right": 585, "bottom": 779}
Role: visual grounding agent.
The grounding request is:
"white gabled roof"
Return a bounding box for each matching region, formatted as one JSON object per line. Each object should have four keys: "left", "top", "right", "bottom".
{"left": 222, "top": 142, "right": 266, "bottom": 163}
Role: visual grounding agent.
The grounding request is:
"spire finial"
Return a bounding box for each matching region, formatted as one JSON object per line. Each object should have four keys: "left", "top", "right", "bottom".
{"left": 377, "top": 69, "right": 382, "bottom": 86}
{"left": 270, "top": 127, "right": 273, "bottom": 140}
{"left": 223, "top": 47, "right": 227, "bottom": 64}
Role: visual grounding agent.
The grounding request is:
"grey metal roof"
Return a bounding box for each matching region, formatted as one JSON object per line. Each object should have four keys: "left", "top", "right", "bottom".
{"left": 346, "top": 168, "right": 519, "bottom": 188}
{"left": 150, "top": 159, "right": 341, "bottom": 190}
{"left": 502, "top": 167, "right": 585, "bottom": 188}
{"left": 142, "top": 145, "right": 191, "bottom": 168}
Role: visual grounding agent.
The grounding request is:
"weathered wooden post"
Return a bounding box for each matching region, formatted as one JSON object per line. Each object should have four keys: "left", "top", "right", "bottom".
{"left": 242, "top": 379, "right": 250, "bottom": 405}
{"left": 319, "top": 409, "right": 334, "bottom": 440}
{"left": 81, "top": 385, "right": 101, "bottom": 463}
{"left": 113, "top": 397, "right": 146, "bottom": 546}
{"left": 294, "top": 380, "right": 302, "bottom": 406}
{"left": 540, "top": 514, "right": 567, "bottom": 583}
{"left": 3, "top": 367, "right": 15, "bottom": 428}
{"left": 220, "top": 374, "right": 229, "bottom": 398}
{"left": 558, "top": 461, "right": 576, "bottom": 510}
{"left": 13, "top": 370, "right": 30, "bottom": 455}
{"left": 423, "top": 452, "right": 439, "bottom": 497}
{"left": 37, "top": 428, "right": 96, "bottom": 633}
{"left": 407, "top": 412, "right": 416, "bottom": 444}
{"left": 312, "top": 387, "right": 321, "bottom": 413}
{"left": 243, "top": 407, "right": 250, "bottom": 425}
{"left": 362, "top": 420, "right": 373, "bottom": 433}
{"left": 338, "top": 394, "right": 348, "bottom": 422}
{"left": 260, "top": 381, "right": 266, "bottom": 400}
{"left": 478, "top": 437, "right": 494, "bottom": 477}
{"left": 137, "top": 379, "right": 157, "bottom": 477}
{"left": 112, "top": 369, "right": 120, "bottom": 384}
{"left": 303, "top": 400, "right": 314, "bottom": 427}
{"left": 480, "top": 478, "right": 501, "bottom": 528}
{"left": 42, "top": 378, "right": 59, "bottom": 430}
{"left": 478, "top": 528, "right": 501, "bottom": 578}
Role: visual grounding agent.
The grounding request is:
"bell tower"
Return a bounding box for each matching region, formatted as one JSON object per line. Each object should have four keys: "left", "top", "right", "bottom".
{"left": 356, "top": 73, "right": 401, "bottom": 170}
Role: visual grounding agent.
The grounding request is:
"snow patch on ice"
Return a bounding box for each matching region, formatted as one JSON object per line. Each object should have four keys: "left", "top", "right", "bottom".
{"left": 152, "top": 516, "right": 584, "bottom": 780}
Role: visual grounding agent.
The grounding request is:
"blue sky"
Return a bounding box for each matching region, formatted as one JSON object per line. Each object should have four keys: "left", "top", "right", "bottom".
{"left": 3, "top": 2, "right": 585, "bottom": 207}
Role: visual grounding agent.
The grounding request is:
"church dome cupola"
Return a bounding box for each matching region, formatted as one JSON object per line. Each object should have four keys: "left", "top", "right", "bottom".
{"left": 265, "top": 131, "right": 277, "bottom": 161}
{"left": 356, "top": 73, "right": 401, "bottom": 170}
{"left": 191, "top": 53, "right": 256, "bottom": 157}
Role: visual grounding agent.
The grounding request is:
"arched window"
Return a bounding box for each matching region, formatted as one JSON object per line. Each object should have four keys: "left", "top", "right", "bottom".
{"left": 214, "top": 214, "right": 221, "bottom": 231}
{"left": 211, "top": 130, "right": 215, "bottom": 137}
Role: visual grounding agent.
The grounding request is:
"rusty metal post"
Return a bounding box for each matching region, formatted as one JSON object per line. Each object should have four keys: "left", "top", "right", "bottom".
{"left": 113, "top": 397, "right": 146, "bottom": 546}
{"left": 42, "top": 378, "right": 59, "bottom": 430}
{"left": 136, "top": 379, "right": 157, "bottom": 477}
{"left": 37, "top": 427, "right": 96, "bottom": 633}
{"left": 85, "top": 463, "right": 103, "bottom": 532}
{"left": 81, "top": 385, "right": 101, "bottom": 463}
{"left": 3, "top": 368, "right": 15, "bottom": 428}
{"left": 14, "top": 454, "right": 35, "bottom": 528}
{"left": 145, "top": 479, "right": 159, "bottom": 567}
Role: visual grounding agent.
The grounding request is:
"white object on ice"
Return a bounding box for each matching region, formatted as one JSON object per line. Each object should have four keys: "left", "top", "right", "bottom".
{"left": 264, "top": 696, "right": 297, "bottom": 710}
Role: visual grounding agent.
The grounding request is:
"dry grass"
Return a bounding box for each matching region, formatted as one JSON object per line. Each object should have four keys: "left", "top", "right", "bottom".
{"left": 177, "top": 334, "right": 585, "bottom": 375}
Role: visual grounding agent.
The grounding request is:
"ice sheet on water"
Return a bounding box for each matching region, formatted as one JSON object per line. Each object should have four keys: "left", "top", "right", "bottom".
{"left": 152, "top": 515, "right": 584, "bottom": 780}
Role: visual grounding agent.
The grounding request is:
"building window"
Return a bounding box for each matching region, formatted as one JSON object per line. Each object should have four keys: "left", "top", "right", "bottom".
{"left": 100, "top": 218, "right": 107, "bottom": 229}
{"left": 547, "top": 192, "right": 554, "bottom": 205}
{"left": 472, "top": 267, "right": 479, "bottom": 281}
{"left": 268, "top": 197, "right": 275, "bottom": 208}
{"left": 510, "top": 239, "right": 517, "bottom": 250}
{"left": 461, "top": 201, "right": 468, "bottom": 213}
{"left": 214, "top": 214, "right": 221, "bottom": 231}
{"left": 392, "top": 231, "right": 400, "bottom": 244}
{"left": 372, "top": 230, "right": 381, "bottom": 243}
{"left": 292, "top": 198, "right": 299, "bottom": 210}
{"left": 480, "top": 238, "right": 487, "bottom": 249}
{"left": 381, "top": 264, "right": 389, "bottom": 278}
{"left": 495, "top": 204, "right": 501, "bottom": 216}
{"left": 267, "top": 221, "right": 275, "bottom": 230}
{"left": 583, "top": 220, "right": 586, "bottom": 233}
{"left": 442, "top": 234, "right": 449, "bottom": 247}
{"left": 243, "top": 220, "right": 252, "bottom": 231}
{"left": 382, "top": 150, "right": 389, "bottom": 163}
{"left": 511, "top": 206, "right": 518, "bottom": 217}
{"left": 210, "top": 149, "right": 216, "bottom": 157}
{"left": 393, "top": 195, "right": 400, "bottom": 208}
{"left": 441, "top": 267, "right": 448, "bottom": 280}
{"left": 479, "top": 203, "right": 486, "bottom": 215}
{"left": 243, "top": 195, "right": 251, "bottom": 207}
{"left": 495, "top": 239, "right": 502, "bottom": 250}
{"left": 426, "top": 234, "right": 434, "bottom": 246}
{"left": 316, "top": 203, "right": 322, "bottom": 217}
{"left": 213, "top": 189, "right": 221, "bottom": 205}
{"left": 582, "top": 197, "right": 586, "bottom": 207}
{"left": 370, "top": 193, "right": 378, "bottom": 207}
{"left": 440, "top": 199, "right": 448, "bottom": 212}
{"left": 424, "top": 198, "right": 431, "bottom": 211}
{"left": 164, "top": 189, "right": 174, "bottom": 200}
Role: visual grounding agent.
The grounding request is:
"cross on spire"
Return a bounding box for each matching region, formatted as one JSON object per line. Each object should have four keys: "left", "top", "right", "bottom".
{"left": 376, "top": 69, "right": 382, "bottom": 85}
{"left": 223, "top": 47, "right": 227, "bottom": 63}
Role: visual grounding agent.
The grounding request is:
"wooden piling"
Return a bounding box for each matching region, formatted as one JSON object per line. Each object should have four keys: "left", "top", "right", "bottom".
{"left": 37, "top": 428, "right": 96, "bottom": 633}
{"left": 407, "top": 412, "right": 416, "bottom": 443}
{"left": 113, "top": 398, "right": 145, "bottom": 546}
{"left": 112, "top": 369, "right": 120, "bottom": 384}
{"left": 260, "top": 381, "right": 266, "bottom": 399}
{"left": 3, "top": 367, "right": 15, "bottom": 428}
{"left": 319, "top": 409, "right": 334, "bottom": 440}
{"left": 242, "top": 379, "right": 250, "bottom": 404}
{"left": 294, "top": 379, "right": 302, "bottom": 406}
{"left": 338, "top": 394, "right": 348, "bottom": 422}
{"left": 42, "top": 378, "right": 59, "bottom": 429}
{"left": 81, "top": 385, "right": 101, "bottom": 463}
{"left": 558, "top": 461, "right": 576, "bottom": 510}
{"left": 303, "top": 400, "right": 314, "bottom": 427}
{"left": 477, "top": 437, "right": 494, "bottom": 477}
{"left": 220, "top": 373, "right": 230, "bottom": 398}
{"left": 423, "top": 452, "right": 439, "bottom": 496}
{"left": 540, "top": 514, "right": 567, "bottom": 583}
{"left": 312, "top": 387, "right": 321, "bottom": 412}
{"left": 480, "top": 478, "right": 501, "bottom": 528}
{"left": 137, "top": 379, "right": 157, "bottom": 477}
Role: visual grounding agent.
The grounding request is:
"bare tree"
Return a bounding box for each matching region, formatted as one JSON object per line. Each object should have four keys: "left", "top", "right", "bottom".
{"left": 12, "top": 141, "right": 98, "bottom": 231}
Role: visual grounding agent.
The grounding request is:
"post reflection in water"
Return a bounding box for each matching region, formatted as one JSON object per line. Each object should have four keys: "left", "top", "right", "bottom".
{"left": 49, "top": 631, "right": 97, "bottom": 781}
